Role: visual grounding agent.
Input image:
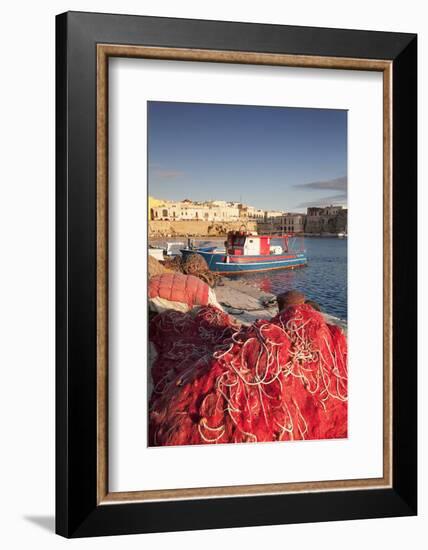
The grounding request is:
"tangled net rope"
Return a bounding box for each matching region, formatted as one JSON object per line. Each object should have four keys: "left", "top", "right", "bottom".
{"left": 163, "top": 253, "right": 218, "bottom": 287}
{"left": 149, "top": 303, "right": 348, "bottom": 446}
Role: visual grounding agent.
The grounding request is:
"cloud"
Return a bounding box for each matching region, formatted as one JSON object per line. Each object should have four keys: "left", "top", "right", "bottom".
{"left": 297, "top": 193, "right": 347, "bottom": 208}
{"left": 151, "top": 168, "right": 185, "bottom": 180}
{"left": 295, "top": 175, "right": 347, "bottom": 191}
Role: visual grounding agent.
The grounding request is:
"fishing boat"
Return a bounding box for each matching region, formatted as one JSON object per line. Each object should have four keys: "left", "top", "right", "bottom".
{"left": 180, "top": 230, "right": 307, "bottom": 274}
{"left": 148, "top": 245, "right": 165, "bottom": 261}
{"left": 148, "top": 241, "right": 185, "bottom": 261}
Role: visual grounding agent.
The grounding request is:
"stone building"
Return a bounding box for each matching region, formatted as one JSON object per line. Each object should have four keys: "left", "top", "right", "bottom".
{"left": 282, "top": 213, "right": 305, "bottom": 233}
{"left": 262, "top": 213, "right": 305, "bottom": 233}
{"left": 151, "top": 200, "right": 241, "bottom": 222}
{"left": 305, "top": 205, "right": 347, "bottom": 234}
{"left": 264, "top": 210, "right": 284, "bottom": 222}
{"left": 238, "top": 204, "right": 265, "bottom": 221}
{"left": 305, "top": 207, "right": 324, "bottom": 233}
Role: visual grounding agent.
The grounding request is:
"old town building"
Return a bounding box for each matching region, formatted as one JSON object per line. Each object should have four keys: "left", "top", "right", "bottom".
{"left": 149, "top": 197, "right": 347, "bottom": 235}
{"left": 305, "top": 205, "right": 347, "bottom": 234}
{"left": 151, "top": 199, "right": 241, "bottom": 222}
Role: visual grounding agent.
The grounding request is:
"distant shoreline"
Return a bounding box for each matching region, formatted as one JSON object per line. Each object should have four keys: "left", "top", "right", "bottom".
{"left": 148, "top": 219, "right": 347, "bottom": 239}
{"left": 149, "top": 233, "right": 347, "bottom": 239}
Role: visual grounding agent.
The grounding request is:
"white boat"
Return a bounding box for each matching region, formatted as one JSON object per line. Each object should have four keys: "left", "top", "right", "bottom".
{"left": 165, "top": 242, "right": 184, "bottom": 255}
{"left": 148, "top": 241, "right": 185, "bottom": 261}
{"left": 148, "top": 246, "right": 164, "bottom": 261}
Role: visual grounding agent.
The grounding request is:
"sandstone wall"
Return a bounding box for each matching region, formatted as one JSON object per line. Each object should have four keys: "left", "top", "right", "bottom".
{"left": 305, "top": 210, "right": 348, "bottom": 234}
{"left": 149, "top": 220, "right": 257, "bottom": 237}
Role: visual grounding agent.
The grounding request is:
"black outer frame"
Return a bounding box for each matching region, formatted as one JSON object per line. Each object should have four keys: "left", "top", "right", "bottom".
{"left": 56, "top": 11, "right": 417, "bottom": 538}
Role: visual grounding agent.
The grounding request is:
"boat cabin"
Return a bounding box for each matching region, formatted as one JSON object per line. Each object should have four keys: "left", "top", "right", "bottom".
{"left": 226, "top": 231, "right": 289, "bottom": 256}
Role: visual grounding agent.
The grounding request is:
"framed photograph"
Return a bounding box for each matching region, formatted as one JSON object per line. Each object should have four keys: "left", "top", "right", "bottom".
{"left": 56, "top": 11, "right": 417, "bottom": 537}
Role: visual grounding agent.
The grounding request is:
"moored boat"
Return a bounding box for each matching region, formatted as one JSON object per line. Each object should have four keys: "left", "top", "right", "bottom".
{"left": 181, "top": 231, "right": 307, "bottom": 274}
{"left": 149, "top": 241, "right": 185, "bottom": 261}
{"left": 148, "top": 245, "right": 165, "bottom": 261}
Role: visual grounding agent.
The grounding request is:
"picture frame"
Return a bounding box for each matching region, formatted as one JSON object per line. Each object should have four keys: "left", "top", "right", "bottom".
{"left": 56, "top": 11, "right": 417, "bottom": 538}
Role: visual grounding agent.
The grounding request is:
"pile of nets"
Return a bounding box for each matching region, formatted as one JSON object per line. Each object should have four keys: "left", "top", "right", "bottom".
{"left": 162, "top": 255, "right": 182, "bottom": 272}
{"left": 149, "top": 303, "right": 348, "bottom": 446}
{"left": 148, "top": 255, "right": 170, "bottom": 278}
{"left": 148, "top": 273, "right": 222, "bottom": 314}
{"left": 149, "top": 306, "right": 239, "bottom": 390}
{"left": 163, "top": 252, "right": 218, "bottom": 287}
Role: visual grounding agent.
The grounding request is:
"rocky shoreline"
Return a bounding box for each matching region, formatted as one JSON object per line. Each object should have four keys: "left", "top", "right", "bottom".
{"left": 149, "top": 255, "right": 347, "bottom": 332}
{"left": 149, "top": 219, "right": 257, "bottom": 238}
{"left": 215, "top": 278, "right": 347, "bottom": 332}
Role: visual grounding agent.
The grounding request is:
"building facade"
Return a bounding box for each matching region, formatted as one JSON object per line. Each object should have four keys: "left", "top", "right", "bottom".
{"left": 282, "top": 214, "right": 305, "bottom": 233}
{"left": 239, "top": 204, "right": 265, "bottom": 221}
{"left": 151, "top": 200, "right": 241, "bottom": 222}
{"left": 305, "top": 205, "right": 347, "bottom": 234}
{"left": 262, "top": 213, "right": 305, "bottom": 233}
{"left": 264, "top": 210, "right": 284, "bottom": 221}
{"left": 150, "top": 197, "right": 346, "bottom": 235}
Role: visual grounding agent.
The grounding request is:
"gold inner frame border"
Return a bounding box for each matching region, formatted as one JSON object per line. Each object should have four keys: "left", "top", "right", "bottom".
{"left": 96, "top": 44, "right": 393, "bottom": 504}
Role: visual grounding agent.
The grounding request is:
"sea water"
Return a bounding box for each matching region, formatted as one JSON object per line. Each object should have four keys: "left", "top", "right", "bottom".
{"left": 149, "top": 236, "right": 347, "bottom": 320}
{"left": 238, "top": 237, "right": 347, "bottom": 321}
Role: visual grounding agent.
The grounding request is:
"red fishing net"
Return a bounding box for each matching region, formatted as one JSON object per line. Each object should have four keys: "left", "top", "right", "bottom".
{"left": 149, "top": 303, "right": 347, "bottom": 446}
{"left": 149, "top": 273, "right": 210, "bottom": 310}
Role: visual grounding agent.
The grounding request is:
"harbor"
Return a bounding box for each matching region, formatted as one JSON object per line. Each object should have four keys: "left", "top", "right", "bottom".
{"left": 149, "top": 234, "right": 347, "bottom": 323}
{"left": 147, "top": 102, "right": 348, "bottom": 446}
{"left": 148, "top": 246, "right": 348, "bottom": 446}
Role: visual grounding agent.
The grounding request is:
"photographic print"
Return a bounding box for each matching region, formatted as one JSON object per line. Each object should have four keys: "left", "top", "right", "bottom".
{"left": 56, "top": 14, "right": 417, "bottom": 535}
{"left": 148, "top": 101, "right": 348, "bottom": 447}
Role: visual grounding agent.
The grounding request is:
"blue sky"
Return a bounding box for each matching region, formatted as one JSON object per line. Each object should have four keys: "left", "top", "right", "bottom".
{"left": 148, "top": 101, "right": 347, "bottom": 212}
